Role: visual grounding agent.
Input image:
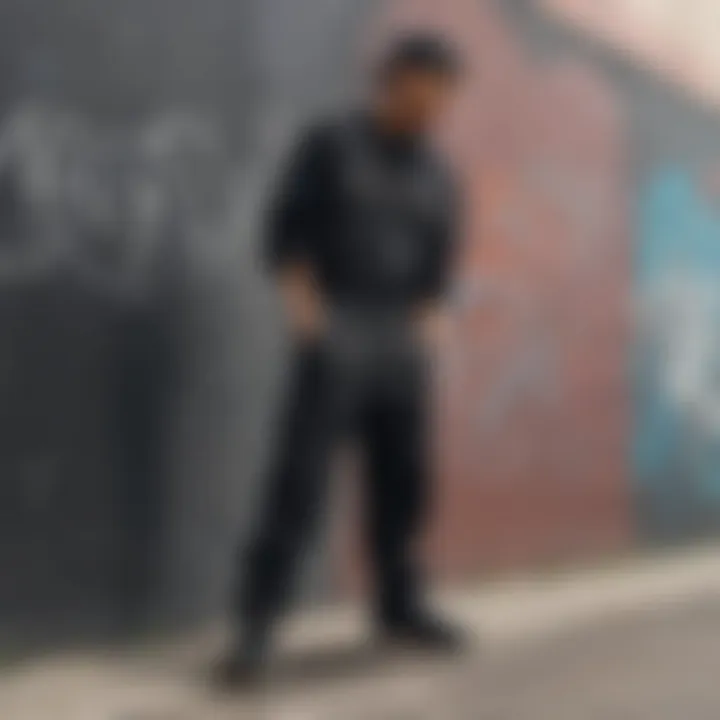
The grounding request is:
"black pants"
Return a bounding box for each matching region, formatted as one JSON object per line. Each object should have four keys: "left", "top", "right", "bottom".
{"left": 235, "top": 315, "right": 431, "bottom": 630}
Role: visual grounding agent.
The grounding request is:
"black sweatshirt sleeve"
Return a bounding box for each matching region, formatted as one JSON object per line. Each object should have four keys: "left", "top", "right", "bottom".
{"left": 417, "top": 170, "right": 461, "bottom": 302}
{"left": 262, "top": 124, "right": 333, "bottom": 273}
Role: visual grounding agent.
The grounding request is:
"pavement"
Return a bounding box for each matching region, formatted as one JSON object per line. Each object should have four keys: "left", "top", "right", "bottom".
{"left": 2, "top": 544, "right": 720, "bottom": 719}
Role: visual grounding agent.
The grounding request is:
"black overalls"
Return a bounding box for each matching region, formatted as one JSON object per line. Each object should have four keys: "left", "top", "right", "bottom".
{"left": 235, "top": 114, "right": 458, "bottom": 629}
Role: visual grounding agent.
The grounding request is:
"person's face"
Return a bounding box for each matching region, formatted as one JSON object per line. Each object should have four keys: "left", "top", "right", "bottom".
{"left": 379, "top": 69, "right": 455, "bottom": 134}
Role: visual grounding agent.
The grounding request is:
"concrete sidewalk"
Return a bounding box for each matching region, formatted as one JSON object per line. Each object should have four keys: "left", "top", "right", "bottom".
{"left": 3, "top": 544, "right": 720, "bottom": 719}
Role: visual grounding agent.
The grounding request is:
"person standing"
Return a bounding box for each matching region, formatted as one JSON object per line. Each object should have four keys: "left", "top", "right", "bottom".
{"left": 222, "top": 34, "right": 465, "bottom": 685}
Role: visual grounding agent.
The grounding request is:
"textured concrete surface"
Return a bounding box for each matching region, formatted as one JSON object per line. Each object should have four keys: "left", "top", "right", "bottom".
{"left": 2, "top": 544, "right": 720, "bottom": 719}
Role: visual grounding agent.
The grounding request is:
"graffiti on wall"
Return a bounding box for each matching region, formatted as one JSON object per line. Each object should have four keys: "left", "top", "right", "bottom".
{"left": 334, "top": 0, "right": 632, "bottom": 588}
{"left": 0, "top": 103, "right": 229, "bottom": 296}
{"left": 0, "top": 101, "right": 235, "bottom": 632}
{"left": 635, "top": 167, "right": 720, "bottom": 539}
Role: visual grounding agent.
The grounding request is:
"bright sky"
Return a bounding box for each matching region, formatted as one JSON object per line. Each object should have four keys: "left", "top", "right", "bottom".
{"left": 542, "top": 0, "right": 720, "bottom": 107}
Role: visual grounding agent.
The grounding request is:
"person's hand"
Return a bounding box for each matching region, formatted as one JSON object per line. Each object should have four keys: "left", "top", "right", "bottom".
{"left": 413, "top": 305, "right": 452, "bottom": 350}
{"left": 290, "top": 286, "right": 325, "bottom": 340}
{"left": 279, "top": 264, "right": 326, "bottom": 340}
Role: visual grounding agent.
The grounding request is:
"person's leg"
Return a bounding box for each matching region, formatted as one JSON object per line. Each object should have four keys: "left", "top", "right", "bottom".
{"left": 223, "top": 343, "right": 357, "bottom": 681}
{"left": 362, "top": 342, "right": 463, "bottom": 651}
{"left": 362, "top": 345, "right": 430, "bottom": 628}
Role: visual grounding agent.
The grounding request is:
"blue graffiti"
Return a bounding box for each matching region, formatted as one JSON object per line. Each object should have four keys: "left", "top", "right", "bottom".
{"left": 635, "top": 166, "right": 720, "bottom": 539}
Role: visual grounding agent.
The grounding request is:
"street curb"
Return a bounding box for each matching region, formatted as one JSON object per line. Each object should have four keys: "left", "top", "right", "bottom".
{"left": 3, "top": 544, "right": 720, "bottom": 720}
{"left": 283, "top": 543, "right": 720, "bottom": 650}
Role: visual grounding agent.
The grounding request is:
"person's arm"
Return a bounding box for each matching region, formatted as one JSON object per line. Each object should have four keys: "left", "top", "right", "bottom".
{"left": 414, "top": 170, "right": 462, "bottom": 347}
{"left": 263, "top": 125, "right": 332, "bottom": 339}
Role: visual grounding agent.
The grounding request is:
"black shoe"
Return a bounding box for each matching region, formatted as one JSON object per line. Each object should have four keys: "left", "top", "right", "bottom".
{"left": 212, "top": 629, "right": 270, "bottom": 692}
{"left": 379, "top": 612, "right": 467, "bottom": 655}
{"left": 213, "top": 649, "right": 265, "bottom": 692}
